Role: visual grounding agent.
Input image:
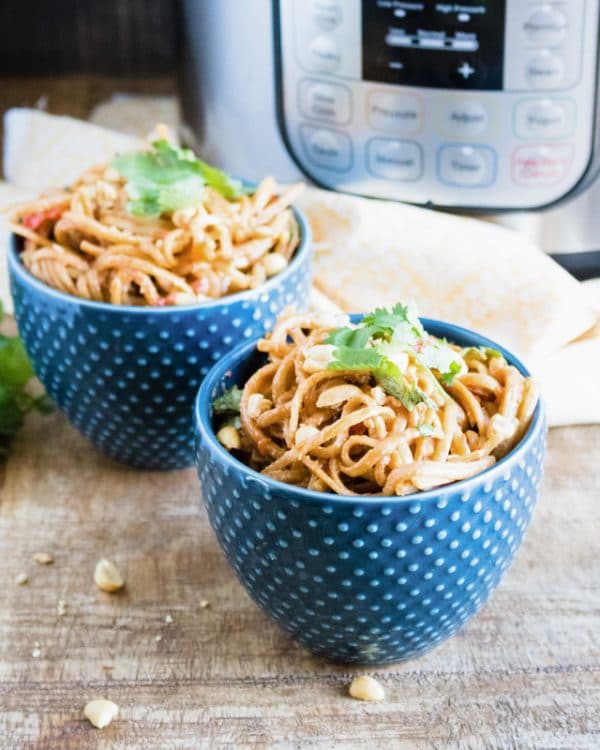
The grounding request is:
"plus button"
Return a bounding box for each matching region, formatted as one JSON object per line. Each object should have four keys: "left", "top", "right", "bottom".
{"left": 457, "top": 62, "right": 475, "bottom": 79}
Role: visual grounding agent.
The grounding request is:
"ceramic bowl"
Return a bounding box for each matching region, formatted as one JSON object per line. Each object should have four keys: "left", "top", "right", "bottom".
{"left": 8, "top": 208, "right": 311, "bottom": 470}
{"left": 194, "top": 318, "right": 547, "bottom": 665}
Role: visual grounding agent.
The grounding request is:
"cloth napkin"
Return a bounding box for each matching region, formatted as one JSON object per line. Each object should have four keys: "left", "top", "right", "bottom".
{"left": 2, "top": 106, "right": 599, "bottom": 427}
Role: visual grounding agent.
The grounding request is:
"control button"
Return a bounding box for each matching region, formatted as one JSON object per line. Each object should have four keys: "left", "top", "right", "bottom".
{"left": 442, "top": 100, "right": 489, "bottom": 137}
{"left": 525, "top": 51, "right": 565, "bottom": 89}
{"left": 438, "top": 145, "right": 496, "bottom": 187}
{"left": 512, "top": 144, "right": 574, "bottom": 185}
{"left": 300, "top": 125, "right": 352, "bottom": 171}
{"left": 524, "top": 6, "right": 568, "bottom": 46}
{"left": 299, "top": 79, "right": 351, "bottom": 124}
{"left": 367, "top": 91, "right": 423, "bottom": 135}
{"left": 311, "top": 0, "right": 342, "bottom": 31}
{"left": 457, "top": 62, "right": 476, "bottom": 79}
{"left": 367, "top": 139, "right": 423, "bottom": 181}
{"left": 308, "top": 35, "right": 341, "bottom": 73}
{"left": 514, "top": 98, "right": 572, "bottom": 139}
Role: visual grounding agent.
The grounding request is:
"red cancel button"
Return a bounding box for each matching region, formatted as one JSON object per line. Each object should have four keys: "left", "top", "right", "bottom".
{"left": 512, "top": 144, "right": 574, "bottom": 186}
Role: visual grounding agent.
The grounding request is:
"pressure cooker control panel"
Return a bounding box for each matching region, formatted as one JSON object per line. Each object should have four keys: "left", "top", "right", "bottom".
{"left": 274, "top": 0, "right": 600, "bottom": 209}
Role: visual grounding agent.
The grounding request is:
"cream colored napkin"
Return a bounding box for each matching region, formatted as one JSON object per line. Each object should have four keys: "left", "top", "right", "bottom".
{"left": 2, "top": 106, "right": 599, "bottom": 426}
{"left": 297, "top": 189, "right": 600, "bottom": 426}
{"left": 89, "top": 94, "right": 181, "bottom": 138}
{"left": 3, "top": 108, "right": 139, "bottom": 189}
{"left": 298, "top": 189, "right": 596, "bottom": 360}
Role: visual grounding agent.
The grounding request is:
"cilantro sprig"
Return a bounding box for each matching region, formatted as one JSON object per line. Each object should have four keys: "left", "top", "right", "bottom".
{"left": 324, "top": 303, "right": 466, "bottom": 410}
{"left": 462, "top": 346, "right": 503, "bottom": 362}
{"left": 212, "top": 385, "right": 243, "bottom": 415}
{"left": 439, "top": 360, "right": 463, "bottom": 386}
{"left": 212, "top": 385, "right": 243, "bottom": 432}
{"left": 327, "top": 343, "right": 426, "bottom": 410}
{"left": 361, "top": 303, "right": 425, "bottom": 343}
{"left": 112, "top": 140, "right": 247, "bottom": 218}
{"left": 0, "top": 303, "right": 53, "bottom": 458}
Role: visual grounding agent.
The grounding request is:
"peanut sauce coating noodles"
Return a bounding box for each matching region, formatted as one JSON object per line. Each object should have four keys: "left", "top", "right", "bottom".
{"left": 213, "top": 305, "right": 539, "bottom": 496}
{"left": 9, "top": 137, "right": 303, "bottom": 306}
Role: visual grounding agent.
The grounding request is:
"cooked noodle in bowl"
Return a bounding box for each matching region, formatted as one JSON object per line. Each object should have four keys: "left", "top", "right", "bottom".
{"left": 6, "top": 133, "right": 312, "bottom": 469}
{"left": 213, "top": 305, "right": 540, "bottom": 496}
{"left": 8, "top": 136, "right": 303, "bottom": 306}
{"left": 196, "top": 305, "right": 546, "bottom": 664}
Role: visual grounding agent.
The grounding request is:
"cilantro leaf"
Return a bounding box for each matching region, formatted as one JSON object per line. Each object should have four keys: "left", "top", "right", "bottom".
{"left": 195, "top": 158, "right": 245, "bottom": 200}
{"left": 377, "top": 370, "right": 427, "bottom": 410}
{"left": 362, "top": 303, "right": 424, "bottom": 343}
{"left": 0, "top": 335, "right": 34, "bottom": 391}
{"left": 325, "top": 326, "right": 372, "bottom": 349}
{"left": 462, "top": 346, "right": 503, "bottom": 362}
{"left": 418, "top": 339, "right": 466, "bottom": 385}
{"left": 324, "top": 304, "right": 430, "bottom": 409}
{"left": 212, "top": 385, "right": 243, "bottom": 415}
{"left": 156, "top": 175, "right": 208, "bottom": 214}
{"left": 322, "top": 302, "right": 472, "bottom": 410}
{"left": 362, "top": 303, "right": 409, "bottom": 331}
{"left": 440, "top": 360, "right": 463, "bottom": 385}
{"left": 112, "top": 139, "right": 245, "bottom": 218}
{"left": 0, "top": 387, "right": 26, "bottom": 437}
{"left": 325, "top": 305, "right": 423, "bottom": 351}
{"left": 127, "top": 193, "right": 162, "bottom": 218}
{"left": 327, "top": 346, "right": 386, "bottom": 371}
{"left": 328, "top": 346, "right": 426, "bottom": 411}
{"left": 0, "top": 305, "right": 52, "bottom": 456}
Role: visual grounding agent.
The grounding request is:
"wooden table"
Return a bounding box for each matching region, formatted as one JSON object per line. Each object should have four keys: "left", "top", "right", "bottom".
{"left": 1, "top": 77, "right": 599, "bottom": 749}
{"left": 1, "top": 413, "right": 599, "bottom": 749}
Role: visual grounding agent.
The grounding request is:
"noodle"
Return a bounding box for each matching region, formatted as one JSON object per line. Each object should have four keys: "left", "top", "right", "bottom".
{"left": 216, "top": 310, "right": 539, "bottom": 496}
{"left": 8, "top": 163, "right": 303, "bottom": 306}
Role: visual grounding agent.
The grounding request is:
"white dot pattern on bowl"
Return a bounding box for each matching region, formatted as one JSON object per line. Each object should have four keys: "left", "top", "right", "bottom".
{"left": 11, "top": 256, "right": 312, "bottom": 469}
{"left": 196, "top": 419, "right": 546, "bottom": 665}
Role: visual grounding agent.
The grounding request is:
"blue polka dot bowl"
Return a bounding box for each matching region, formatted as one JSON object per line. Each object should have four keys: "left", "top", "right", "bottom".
{"left": 8, "top": 209, "right": 311, "bottom": 470}
{"left": 195, "top": 318, "right": 547, "bottom": 665}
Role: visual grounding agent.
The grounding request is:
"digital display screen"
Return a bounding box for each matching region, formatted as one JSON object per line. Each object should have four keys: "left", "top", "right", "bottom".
{"left": 362, "top": 1, "right": 506, "bottom": 90}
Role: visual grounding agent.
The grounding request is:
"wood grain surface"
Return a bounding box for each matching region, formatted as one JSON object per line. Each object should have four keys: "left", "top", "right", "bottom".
{"left": 0, "top": 77, "right": 599, "bottom": 750}
{"left": 0, "top": 410, "right": 598, "bottom": 749}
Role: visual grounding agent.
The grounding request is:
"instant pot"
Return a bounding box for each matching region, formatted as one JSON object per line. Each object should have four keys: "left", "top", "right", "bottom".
{"left": 181, "top": 0, "right": 600, "bottom": 279}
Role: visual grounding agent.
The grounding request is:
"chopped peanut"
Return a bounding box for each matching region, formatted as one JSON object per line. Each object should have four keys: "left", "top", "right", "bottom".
{"left": 262, "top": 252, "right": 287, "bottom": 277}
{"left": 294, "top": 425, "right": 320, "bottom": 447}
{"left": 302, "top": 344, "right": 335, "bottom": 373}
{"left": 33, "top": 552, "right": 53, "bottom": 565}
{"left": 94, "top": 559, "right": 124, "bottom": 593}
{"left": 348, "top": 675, "right": 385, "bottom": 702}
{"left": 217, "top": 424, "right": 241, "bottom": 450}
{"left": 84, "top": 699, "right": 119, "bottom": 729}
{"left": 247, "top": 393, "right": 270, "bottom": 419}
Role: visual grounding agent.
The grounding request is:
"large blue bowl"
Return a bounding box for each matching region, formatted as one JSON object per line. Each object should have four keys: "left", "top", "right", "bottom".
{"left": 195, "top": 318, "right": 547, "bottom": 665}
{"left": 8, "top": 208, "right": 312, "bottom": 470}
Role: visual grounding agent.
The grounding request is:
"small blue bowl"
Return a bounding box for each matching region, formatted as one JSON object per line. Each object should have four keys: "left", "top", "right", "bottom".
{"left": 8, "top": 208, "right": 311, "bottom": 470}
{"left": 195, "top": 318, "right": 547, "bottom": 665}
